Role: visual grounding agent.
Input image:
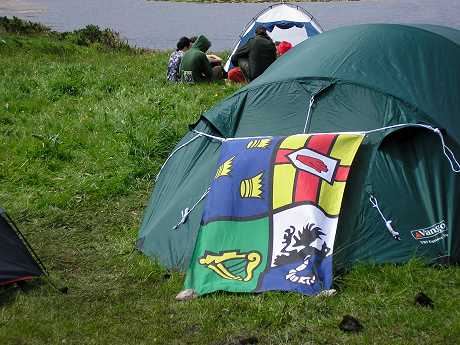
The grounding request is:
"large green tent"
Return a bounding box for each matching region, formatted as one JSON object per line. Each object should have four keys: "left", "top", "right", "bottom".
{"left": 138, "top": 24, "right": 460, "bottom": 273}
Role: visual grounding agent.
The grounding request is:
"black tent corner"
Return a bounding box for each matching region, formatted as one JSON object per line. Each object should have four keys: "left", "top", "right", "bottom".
{"left": 0, "top": 207, "right": 45, "bottom": 286}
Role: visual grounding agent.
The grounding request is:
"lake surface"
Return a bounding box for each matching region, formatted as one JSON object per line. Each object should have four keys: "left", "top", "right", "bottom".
{"left": 1, "top": 0, "right": 460, "bottom": 51}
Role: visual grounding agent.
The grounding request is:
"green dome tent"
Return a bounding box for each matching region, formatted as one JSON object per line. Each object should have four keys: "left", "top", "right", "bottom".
{"left": 138, "top": 24, "right": 460, "bottom": 278}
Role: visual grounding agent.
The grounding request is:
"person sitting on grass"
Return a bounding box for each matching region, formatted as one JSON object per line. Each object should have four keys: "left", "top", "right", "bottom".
{"left": 230, "top": 26, "right": 277, "bottom": 82}
{"left": 180, "top": 35, "right": 223, "bottom": 83}
{"left": 228, "top": 40, "right": 292, "bottom": 84}
{"left": 167, "top": 36, "right": 192, "bottom": 82}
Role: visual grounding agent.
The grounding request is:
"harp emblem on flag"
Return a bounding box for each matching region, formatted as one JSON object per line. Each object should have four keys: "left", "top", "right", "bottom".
{"left": 199, "top": 250, "right": 262, "bottom": 282}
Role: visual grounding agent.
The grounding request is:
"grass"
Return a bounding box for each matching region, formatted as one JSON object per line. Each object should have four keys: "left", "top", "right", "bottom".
{"left": 1, "top": 24, "right": 460, "bottom": 345}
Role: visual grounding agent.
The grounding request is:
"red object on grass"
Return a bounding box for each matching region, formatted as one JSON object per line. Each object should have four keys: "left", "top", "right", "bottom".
{"left": 228, "top": 67, "right": 246, "bottom": 83}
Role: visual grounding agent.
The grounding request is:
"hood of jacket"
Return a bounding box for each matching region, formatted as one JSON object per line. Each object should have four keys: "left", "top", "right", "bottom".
{"left": 192, "top": 35, "right": 211, "bottom": 53}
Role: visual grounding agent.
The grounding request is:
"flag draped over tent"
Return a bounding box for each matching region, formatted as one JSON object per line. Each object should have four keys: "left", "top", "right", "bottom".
{"left": 185, "top": 133, "right": 364, "bottom": 295}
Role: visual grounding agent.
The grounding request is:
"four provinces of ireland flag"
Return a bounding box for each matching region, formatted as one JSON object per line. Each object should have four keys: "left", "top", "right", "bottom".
{"left": 184, "top": 133, "right": 364, "bottom": 295}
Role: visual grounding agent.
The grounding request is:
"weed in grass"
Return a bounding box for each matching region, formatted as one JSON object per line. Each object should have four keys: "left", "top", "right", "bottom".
{"left": 0, "top": 16, "right": 50, "bottom": 35}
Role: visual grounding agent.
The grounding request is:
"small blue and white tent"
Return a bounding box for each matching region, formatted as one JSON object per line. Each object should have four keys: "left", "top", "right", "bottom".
{"left": 224, "top": 3, "right": 323, "bottom": 71}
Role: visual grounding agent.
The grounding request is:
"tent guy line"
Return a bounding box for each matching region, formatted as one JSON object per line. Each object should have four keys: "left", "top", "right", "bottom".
{"left": 172, "top": 187, "right": 211, "bottom": 231}
{"left": 434, "top": 127, "right": 460, "bottom": 173}
{"left": 155, "top": 133, "right": 205, "bottom": 182}
{"left": 369, "top": 195, "right": 401, "bottom": 241}
{"left": 303, "top": 95, "right": 315, "bottom": 133}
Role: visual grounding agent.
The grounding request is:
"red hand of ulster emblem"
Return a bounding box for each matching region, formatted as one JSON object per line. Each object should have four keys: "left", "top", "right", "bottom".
{"left": 297, "top": 155, "right": 328, "bottom": 173}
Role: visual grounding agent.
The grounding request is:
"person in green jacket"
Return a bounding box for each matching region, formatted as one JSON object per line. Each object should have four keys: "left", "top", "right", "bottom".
{"left": 180, "top": 35, "right": 223, "bottom": 83}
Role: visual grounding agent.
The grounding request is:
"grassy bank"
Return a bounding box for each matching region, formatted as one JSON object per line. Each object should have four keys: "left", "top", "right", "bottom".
{"left": 1, "top": 20, "right": 460, "bottom": 345}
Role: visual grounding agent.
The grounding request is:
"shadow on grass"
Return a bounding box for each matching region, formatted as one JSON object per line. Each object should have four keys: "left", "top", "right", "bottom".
{"left": 0, "top": 279, "right": 43, "bottom": 308}
{"left": 0, "top": 284, "right": 20, "bottom": 308}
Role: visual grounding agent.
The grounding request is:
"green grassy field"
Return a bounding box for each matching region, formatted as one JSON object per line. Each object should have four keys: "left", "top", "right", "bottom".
{"left": 1, "top": 27, "right": 460, "bottom": 345}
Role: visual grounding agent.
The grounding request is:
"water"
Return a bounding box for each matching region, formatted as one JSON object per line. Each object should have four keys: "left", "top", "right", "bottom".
{"left": 1, "top": 0, "right": 460, "bottom": 51}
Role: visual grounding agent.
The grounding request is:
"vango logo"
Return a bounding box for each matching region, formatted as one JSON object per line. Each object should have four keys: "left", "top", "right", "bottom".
{"left": 411, "top": 220, "right": 447, "bottom": 241}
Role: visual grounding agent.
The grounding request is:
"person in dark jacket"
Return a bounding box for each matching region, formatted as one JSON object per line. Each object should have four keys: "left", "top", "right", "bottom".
{"left": 180, "top": 35, "right": 222, "bottom": 83}
{"left": 230, "top": 26, "right": 277, "bottom": 82}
